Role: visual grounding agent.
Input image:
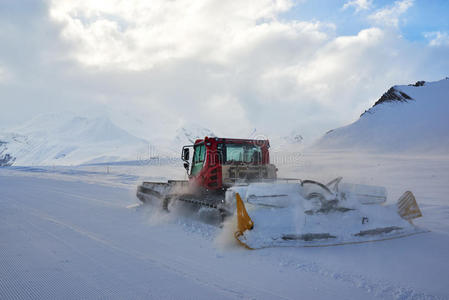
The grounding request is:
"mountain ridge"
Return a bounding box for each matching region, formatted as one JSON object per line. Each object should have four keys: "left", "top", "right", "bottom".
{"left": 0, "top": 113, "right": 150, "bottom": 166}
{"left": 312, "top": 78, "right": 449, "bottom": 154}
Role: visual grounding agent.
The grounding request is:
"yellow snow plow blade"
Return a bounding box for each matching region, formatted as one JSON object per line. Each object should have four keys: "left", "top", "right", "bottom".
{"left": 397, "top": 191, "right": 422, "bottom": 221}
{"left": 228, "top": 182, "right": 428, "bottom": 250}
{"left": 234, "top": 193, "right": 254, "bottom": 249}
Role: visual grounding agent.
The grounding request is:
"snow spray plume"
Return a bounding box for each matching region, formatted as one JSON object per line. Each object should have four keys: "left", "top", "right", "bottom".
{"left": 214, "top": 215, "right": 241, "bottom": 249}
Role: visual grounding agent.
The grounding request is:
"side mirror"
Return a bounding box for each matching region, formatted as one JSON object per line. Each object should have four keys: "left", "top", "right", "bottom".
{"left": 183, "top": 162, "right": 189, "bottom": 171}
{"left": 182, "top": 147, "right": 190, "bottom": 161}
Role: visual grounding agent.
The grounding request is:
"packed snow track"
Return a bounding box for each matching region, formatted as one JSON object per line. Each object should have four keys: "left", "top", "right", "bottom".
{"left": 1, "top": 171, "right": 449, "bottom": 299}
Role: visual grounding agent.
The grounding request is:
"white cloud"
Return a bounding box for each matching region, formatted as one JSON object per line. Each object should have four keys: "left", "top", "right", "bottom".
{"left": 49, "top": 0, "right": 297, "bottom": 70}
{"left": 342, "top": 0, "right": 372, "bottom": 13}
{"left": 368, "top": 0, "right": 413, "bottom": 27}
{"left": 424, "top": 31, "right": 449, "bottom": 47}
{"left": 45, "top": 0, "right": 342, "bottom": 139}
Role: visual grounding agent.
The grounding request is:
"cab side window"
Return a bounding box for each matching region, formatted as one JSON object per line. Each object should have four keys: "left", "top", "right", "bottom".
{"left": 191, "top": 143, "right": 206, "bottom": 175}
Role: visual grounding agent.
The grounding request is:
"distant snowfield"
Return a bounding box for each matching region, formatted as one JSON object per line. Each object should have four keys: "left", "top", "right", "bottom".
{"left": 1, "top": 152, "right": 448, "bottom": 299}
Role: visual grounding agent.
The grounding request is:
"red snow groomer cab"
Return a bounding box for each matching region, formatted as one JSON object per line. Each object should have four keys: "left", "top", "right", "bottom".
{"left": 181, "top": 137, "right": 277, "bottom": 191}
{"left": 136, "top": 137, "right": 278, "bottom": 214}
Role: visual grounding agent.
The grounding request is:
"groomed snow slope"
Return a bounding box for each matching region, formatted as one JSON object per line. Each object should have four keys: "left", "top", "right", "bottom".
{"left": 313, "top": 78, "right": 449, "bottom": 153}
{"left": 1, "top": 151, "right": 449, "bottom": 299}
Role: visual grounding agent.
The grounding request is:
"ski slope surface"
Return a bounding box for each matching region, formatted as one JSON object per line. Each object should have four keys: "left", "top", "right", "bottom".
{"left": 1, "top": 151, "right": 449, "bottom": 300}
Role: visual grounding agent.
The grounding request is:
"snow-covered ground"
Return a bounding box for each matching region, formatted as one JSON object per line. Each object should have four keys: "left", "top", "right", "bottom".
{"left": 1, "top": 151, "right": 448, "bottom": 299}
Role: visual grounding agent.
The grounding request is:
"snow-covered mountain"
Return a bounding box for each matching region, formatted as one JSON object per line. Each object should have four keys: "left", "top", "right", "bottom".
{"left": 135, "top": 124, "right": 216, "bottom": 159}
{"left": 312, "top": 78, "right": 449, "bottom": 154}
{"left": 0, "top": 113, "right": 221, "bottom": 166}
{"left": 4, "top": 78, "right": 446, "bottom": 166}
{"left": 283, "top": 130, "right": 304, "bottom": 145}
{"left": 266, "top": 130, "right": 305, "bottom": 153}
{"left": 0, "top": 140, "right": 15, "bottom": 166}
{"left": 174, "top": 124, "right": 216, "bottom": 144}
{"left": 0, "top": 113, "right": 150, "bottom": 166}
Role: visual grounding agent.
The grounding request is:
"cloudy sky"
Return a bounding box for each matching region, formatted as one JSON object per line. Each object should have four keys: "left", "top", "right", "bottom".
{"left": 0, "top": 0, "right": 448, "bottom": 143}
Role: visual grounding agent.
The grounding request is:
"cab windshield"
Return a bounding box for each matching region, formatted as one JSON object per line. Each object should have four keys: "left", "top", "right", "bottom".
{"left": 222, "top": 143, "right": 262, "bottom": 164}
